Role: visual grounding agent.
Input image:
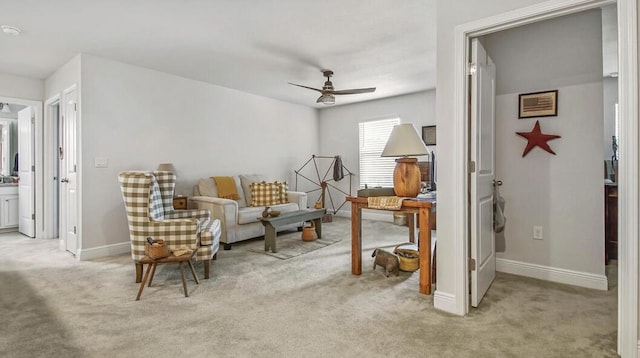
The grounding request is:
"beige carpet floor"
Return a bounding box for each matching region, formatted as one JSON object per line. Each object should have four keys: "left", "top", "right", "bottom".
{"left": 0, "top": 217, "right": 617, "bottom": 357}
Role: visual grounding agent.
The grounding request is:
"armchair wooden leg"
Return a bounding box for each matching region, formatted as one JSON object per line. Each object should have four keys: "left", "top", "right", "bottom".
{"left": 135, "top": 262, "right": 143, "bottom": 283}
{"left": 204, "top": 260, "right": 210, "bottom": 279}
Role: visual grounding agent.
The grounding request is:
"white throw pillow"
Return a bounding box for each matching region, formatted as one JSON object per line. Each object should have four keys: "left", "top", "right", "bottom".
{"left": 198, "top": 178, "right": 218, "bottom": 197}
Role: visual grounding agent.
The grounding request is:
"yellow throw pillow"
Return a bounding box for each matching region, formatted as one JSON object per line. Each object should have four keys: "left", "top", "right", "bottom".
{"left": 250, "top": 181, "right": 279, "bottom": 206}
{"left": 274, "top": 181, "right": 288, "bottom": 204}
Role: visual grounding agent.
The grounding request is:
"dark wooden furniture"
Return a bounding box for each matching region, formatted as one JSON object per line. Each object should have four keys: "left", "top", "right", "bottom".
{"left": 346, "top": 196, "right": 435, "bottom": 295}
{"left": 259, "top": 208, "right": 326, "bottom": 253}
{"left": 136, "top": 249, "right": 199, "bottom": 301}
{"left": 605, "top": 183, "right": 618, "bottom": 264}
{"left": 173, "top": 196, "right": 188, "bottom": 210}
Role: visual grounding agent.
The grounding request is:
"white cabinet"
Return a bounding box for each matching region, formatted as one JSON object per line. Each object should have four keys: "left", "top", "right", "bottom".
{"left": 0, "top": 185, "right": 18, "bottom": 229}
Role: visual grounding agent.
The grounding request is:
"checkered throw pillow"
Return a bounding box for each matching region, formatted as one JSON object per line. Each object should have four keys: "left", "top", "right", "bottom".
{"left": 250, "top": 181, "right": 280, "bottom": 206}
{"left": 274, "top": 181, "right": 288, "bottom": 204}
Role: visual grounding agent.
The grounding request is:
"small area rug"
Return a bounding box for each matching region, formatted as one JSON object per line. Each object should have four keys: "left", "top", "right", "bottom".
{"left": 247, "top": 230, "right": 342, "bottom": 259}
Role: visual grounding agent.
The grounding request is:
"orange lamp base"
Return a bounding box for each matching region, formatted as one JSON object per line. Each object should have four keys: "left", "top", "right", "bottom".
{"left": 393, "top": 157, "right": 421, "bottom": 197}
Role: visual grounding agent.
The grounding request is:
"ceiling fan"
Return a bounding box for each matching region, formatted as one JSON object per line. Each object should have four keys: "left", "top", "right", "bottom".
{"left": 288, "top": 70, "right": 376, "bottom": 105}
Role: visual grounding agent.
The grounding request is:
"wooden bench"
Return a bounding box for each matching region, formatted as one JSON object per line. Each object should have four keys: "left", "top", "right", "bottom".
{"left": 259, "top": 208, "right": 326, "bottom": 253}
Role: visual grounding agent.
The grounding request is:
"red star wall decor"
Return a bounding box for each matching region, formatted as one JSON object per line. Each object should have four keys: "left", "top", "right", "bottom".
{"left": 516, "top": 120, "right": 561, "bottom": 157}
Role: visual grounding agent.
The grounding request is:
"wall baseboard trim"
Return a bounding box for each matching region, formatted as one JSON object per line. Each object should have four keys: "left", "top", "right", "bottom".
{"left": 496, "top": 258, "right": 608, "bottom": 291}
{"left": 78, "top": 241, "right": 130, "bottom": 261}
{"left": 434, "top": 290, "right": 460, "bottom": 315}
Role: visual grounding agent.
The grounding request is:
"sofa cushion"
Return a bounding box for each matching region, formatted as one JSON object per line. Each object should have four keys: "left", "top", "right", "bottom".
{"left": 199, "top": 177, "right": 247, "bottom": 208}
{"left": 240, "top": 174, "right": 268, "bottom": 206}
{"left": 250, "top": 181, "right": 280, "bottom": 206}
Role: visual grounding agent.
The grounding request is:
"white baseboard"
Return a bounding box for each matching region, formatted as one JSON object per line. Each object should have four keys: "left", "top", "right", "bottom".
{"left": 78, "top": 241, "right": 130, "bottom": 261}
{"left": 434, "top": 290, "right": 459, "bottom": 315}
{"left": 496, "top": 258, "right": 608, "bottom": 291}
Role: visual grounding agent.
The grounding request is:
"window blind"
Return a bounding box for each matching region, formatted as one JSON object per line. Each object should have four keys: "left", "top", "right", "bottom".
{"left": 358, "top": 117, "right": 399, "bottom": 188}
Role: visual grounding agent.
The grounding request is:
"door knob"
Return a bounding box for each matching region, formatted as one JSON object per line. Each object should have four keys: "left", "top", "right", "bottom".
{"left": 493, "top": 180, "right": 502, "bottom": 186}
{"left": 61, "top": 178, "right": 69, "bottom": 183}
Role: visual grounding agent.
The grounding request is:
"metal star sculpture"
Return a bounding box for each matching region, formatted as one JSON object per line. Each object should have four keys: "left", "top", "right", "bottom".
{"left": 516, "top": 120, "right": 561, "bottom": 157}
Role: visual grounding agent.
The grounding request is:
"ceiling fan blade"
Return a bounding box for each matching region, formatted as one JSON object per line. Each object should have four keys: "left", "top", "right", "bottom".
{"left": 331, "top": 87, "right": 377, "bottom": 95}
{"left": 288, "top": 83, "right": 323, "bottom": 93}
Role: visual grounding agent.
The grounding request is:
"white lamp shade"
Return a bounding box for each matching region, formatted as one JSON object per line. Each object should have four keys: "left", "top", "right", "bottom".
{"left": 381, "top": 123, "right": 429, "bottom": 157}
{"left": 0, "top": 103, "right": 10, "bottom": 113}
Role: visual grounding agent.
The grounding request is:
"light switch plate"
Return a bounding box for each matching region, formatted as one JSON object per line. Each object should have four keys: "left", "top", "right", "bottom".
{"left": 95, "top": 157, "right": 108, "bottom": 168}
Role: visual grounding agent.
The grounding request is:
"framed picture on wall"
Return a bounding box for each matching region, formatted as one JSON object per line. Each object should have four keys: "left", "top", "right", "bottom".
{"left": 518, "top": 90, "right": 558, "bottom": 118}
{"left": 422, "top": 125, "right": 436, "bottom": 146}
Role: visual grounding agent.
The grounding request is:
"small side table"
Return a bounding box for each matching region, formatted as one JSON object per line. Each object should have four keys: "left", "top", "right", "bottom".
{"left": 173, "top": 196, "right": 188, "bottom": 210}
{"left": 136, "top": 249, "right": 199, "bottom": 301}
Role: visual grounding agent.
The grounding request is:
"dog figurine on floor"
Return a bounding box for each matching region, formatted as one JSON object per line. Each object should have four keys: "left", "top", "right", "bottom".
{"left": 372, "top": 248, "right": 400, "bottom": 277}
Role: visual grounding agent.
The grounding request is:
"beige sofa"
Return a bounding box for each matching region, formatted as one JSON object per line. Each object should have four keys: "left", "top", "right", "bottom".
{"left": 189, "top": 174, "right": 308, "bottom": 250}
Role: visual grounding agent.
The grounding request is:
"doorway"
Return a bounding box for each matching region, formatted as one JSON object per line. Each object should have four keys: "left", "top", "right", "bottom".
{"left": 453, "top": 0, "right": 637, "bottom": 355}
{"left": 44, "top": 84, "right": 78, "bottom": 256}
{"left": 0, "top": 97, "right": 43, "bottom": 238}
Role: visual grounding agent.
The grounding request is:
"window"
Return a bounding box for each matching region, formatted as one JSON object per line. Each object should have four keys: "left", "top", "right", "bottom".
{"left": 358, "top": 117, "right": 399, "bottom": 188}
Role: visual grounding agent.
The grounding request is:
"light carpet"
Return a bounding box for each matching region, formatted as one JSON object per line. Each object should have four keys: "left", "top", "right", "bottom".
{"left": 246, "top": 229, "right": 342, "bottom": 259}
{"left": 0, "top": 217, "right": 617, "bottom": 357}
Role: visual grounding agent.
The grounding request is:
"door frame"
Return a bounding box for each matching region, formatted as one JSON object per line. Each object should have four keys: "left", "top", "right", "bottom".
{"left": 43, "top": 94, "right": 60, "bottom": 241}
{"left": 452, "top": 0, "right": 637, "bottom": 356}
{"left": 0, "top": 96, "right": 43, "bottom": 238}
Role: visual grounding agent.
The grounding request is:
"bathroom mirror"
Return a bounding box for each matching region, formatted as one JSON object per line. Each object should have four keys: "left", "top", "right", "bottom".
{"left": 0, "top": 119, "right": 17, "bottom": 177}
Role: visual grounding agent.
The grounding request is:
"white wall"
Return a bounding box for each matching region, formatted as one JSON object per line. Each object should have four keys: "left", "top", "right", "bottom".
{"left": 601, "top": 4, "right": 618, "bottom": 77}
{"left": 479, "top": 10, "right": 605, "bottom": 278}
{"left": 79, "top": 54, "right": 318, "bottom": 255}
{"left": 484, "top": 10, "right": 603, "bottom": 95}
{"left": 495, "top": 83, "right": 603, "bottom": 274}
{"left": 436, "top": 0, "right": 550, "bottom": 314}
{"left": 603, "top": 77, "right": 618, "bottom": 162}
{"left": 318, "top": 90, "right": 435, "bottom": 215}
{"left": 0, "top": 72, "right": 43, "bottom": 101}
{"left": 44, "top": 55, "right": 81, "bottom": 100}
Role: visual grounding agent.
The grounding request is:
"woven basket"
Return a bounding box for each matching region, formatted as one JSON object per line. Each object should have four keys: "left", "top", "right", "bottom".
{"left": 394, "top": 244, "right": 419, "bottom": 272}
{"left": 145, "top": 239, "right": 170, "bottom": 259}
{"left": 301, "top": 221, "right": 316, "bottom": 241}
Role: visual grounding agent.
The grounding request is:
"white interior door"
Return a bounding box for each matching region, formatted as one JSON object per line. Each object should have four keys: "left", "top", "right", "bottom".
{"left": 18, "top": 106, "right": 35, "bottom": 237}
{"left": 470, "top": 38, "right": 496, "bottom": 307}
{"left": 61, "top": 87, "right": 78, "bottom": 255}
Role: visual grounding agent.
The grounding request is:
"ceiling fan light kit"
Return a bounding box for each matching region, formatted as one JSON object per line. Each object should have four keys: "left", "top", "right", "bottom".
{"left": 317, "top": 94, "right": 335, "bottom": 105}
{"left": 289, "top": 69, "right": 376, "bottom": 105}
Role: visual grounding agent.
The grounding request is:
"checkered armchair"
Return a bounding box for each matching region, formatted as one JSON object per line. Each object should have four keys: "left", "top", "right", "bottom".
{"left": 118, "top": 171, "right": 221, "bottom": 282}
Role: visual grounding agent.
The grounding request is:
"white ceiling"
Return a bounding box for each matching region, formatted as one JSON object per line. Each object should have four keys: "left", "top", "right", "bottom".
{"left": 0, "top": 0, "right": 436, "bottom": 108}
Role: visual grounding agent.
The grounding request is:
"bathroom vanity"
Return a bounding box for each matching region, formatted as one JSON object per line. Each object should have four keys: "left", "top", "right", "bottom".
{"left": 0, "top": 184, "right": 18, "bottom": 231}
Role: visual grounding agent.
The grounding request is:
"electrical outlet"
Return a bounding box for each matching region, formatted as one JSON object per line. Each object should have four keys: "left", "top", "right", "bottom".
{"left": 533, "top": 226, "right": 543, "bottom": 240}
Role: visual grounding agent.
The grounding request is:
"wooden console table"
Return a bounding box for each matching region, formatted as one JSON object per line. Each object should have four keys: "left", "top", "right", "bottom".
{"left": 346, "top": 196, "right": 436, "bottom": 295}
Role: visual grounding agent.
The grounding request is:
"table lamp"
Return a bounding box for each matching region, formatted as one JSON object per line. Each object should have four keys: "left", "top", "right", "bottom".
{"left": 381, "top": 123, "right": 429, "bottom": 197}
